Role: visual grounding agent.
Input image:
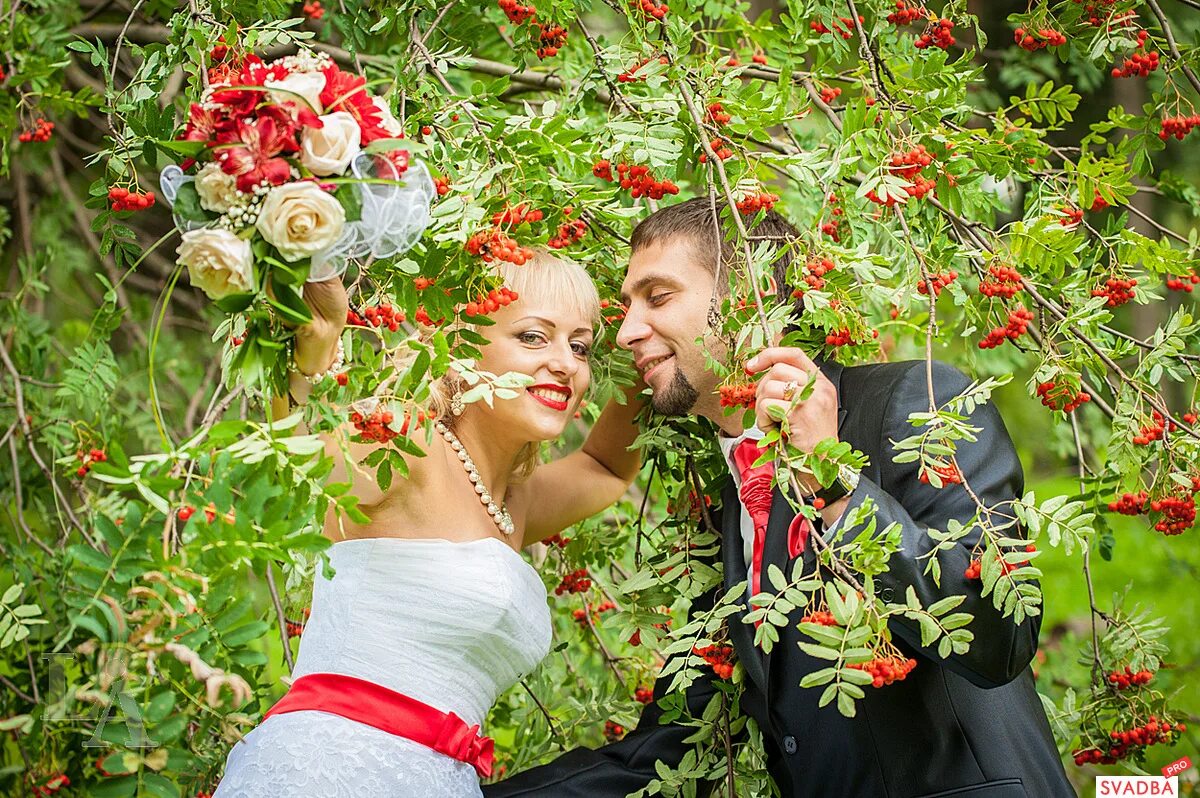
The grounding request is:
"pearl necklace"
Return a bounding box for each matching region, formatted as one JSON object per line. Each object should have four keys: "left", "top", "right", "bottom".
{"left": 435, "top": 420, "right": 515, "bottom": 536}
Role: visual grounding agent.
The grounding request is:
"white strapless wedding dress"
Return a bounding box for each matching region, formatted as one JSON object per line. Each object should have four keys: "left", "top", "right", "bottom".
{"left": 213, "top": 537, "right": 552, "bottom": 797}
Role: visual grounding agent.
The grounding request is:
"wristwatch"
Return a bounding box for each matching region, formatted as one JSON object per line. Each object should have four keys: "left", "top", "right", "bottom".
{"left": 811, "top": 465, "right": 861, "bottom": 507}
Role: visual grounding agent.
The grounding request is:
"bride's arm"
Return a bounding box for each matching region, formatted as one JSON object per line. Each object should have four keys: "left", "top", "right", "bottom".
{"left": 269, "top": 301, "right": 389, "bottom": 510}
{"left": 515, "top": 381, "right": 644, "bottom": 545}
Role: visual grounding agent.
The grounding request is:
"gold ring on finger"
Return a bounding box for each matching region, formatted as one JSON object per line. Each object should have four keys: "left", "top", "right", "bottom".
{"left": 782, "top": 380, "right": 801, "bottom": 401}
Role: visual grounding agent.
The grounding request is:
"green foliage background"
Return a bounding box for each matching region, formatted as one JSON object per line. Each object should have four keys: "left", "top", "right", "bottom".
{"left": 1, "top": 0, "right": 1199, "bottom": 796}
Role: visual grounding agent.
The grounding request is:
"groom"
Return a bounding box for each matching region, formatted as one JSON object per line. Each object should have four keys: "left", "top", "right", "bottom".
{"left": 487, "top": 198, "right": 1074, "bottom": 797}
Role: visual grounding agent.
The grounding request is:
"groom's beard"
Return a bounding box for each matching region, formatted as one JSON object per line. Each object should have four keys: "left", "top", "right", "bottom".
{"left": 651, "top": 368, "right": 700, "bottom": 417}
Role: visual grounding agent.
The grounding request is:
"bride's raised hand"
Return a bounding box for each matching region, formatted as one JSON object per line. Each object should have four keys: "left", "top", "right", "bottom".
{"left": 282, "top": 278, "right": 348, "bottom": 375}
{"left": 298, "top": 278, "right": 350, "bottom": 342}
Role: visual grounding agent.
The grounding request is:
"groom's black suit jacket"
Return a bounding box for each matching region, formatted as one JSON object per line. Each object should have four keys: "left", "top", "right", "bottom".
{"left": 487, "top": 360, "right": 1075, "bottom": 798}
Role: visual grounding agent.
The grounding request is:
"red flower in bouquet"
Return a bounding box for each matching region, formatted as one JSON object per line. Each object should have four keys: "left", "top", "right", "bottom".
{"left": 214, "top": 117, "right": 295, "bottom": 192}
{"left": 183, "top": 103, "right": 233, "bottom": 144}
{"left": 320, "top": 65, "right": 389, "bottom": 143}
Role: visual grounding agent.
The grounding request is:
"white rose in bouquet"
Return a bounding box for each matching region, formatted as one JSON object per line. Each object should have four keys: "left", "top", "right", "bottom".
{"left": 194, "top": 163, "right": 240, "bottom": 213}
{"left": 264, "top": 70, "right": 326, "bottom": 113}
{"left": 300, "top": 111, "right": 362, "bottom": 176}
{"left": 371, "top": 97, "right": 404, "bottom": 137}
{"left": 256, "top": 181, "right": 346, "bottom": 262}
{"left": 177, "top": 229, "right": 255, "bottom": 299}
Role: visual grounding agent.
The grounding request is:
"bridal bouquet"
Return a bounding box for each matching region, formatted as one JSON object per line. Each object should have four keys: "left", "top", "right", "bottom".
{"left": 158, "top": 48, "right": 435, "bottom": 389}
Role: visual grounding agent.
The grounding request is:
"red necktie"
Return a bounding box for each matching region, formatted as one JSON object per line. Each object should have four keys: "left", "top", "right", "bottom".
{"left": 733, "top": 438, "right": 813, "bottom": 600}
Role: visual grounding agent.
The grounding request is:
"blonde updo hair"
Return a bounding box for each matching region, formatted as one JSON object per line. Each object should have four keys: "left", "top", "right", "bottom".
{"left": 428, "top": 249, "right": 601, "bottom": 480}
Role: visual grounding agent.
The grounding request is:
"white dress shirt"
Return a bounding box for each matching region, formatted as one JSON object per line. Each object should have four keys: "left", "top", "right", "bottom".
{"left": 717, "top": 429, "right": 842, "bottom": 573}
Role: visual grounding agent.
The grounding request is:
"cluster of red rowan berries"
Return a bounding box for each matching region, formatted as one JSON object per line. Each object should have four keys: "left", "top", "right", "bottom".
{"left": 1013, "top": 27, "right": 1067, "bottom": 51}
{"left": 498, "top": 0, "right": 536, "bottom": 24}
{"left": 849, "top": 655, "right": 917, "bottom": 687}
{"left": 302, "top": 0, "right": 324, "bottom": 19}
{"left": 1089, "top": 191, "right": 1110, "bottom": 212}
{"left": 593, "top": 160, "right": 680, "bottom": 199}
{"left": 1091, "top": 276, "right": 1137, "bottom": 307}
{"left": 1159, "top": 113, "right": 1200, "bottom": 141}
{"left": 464, "top": 287, "right": 518, "bottom": 318}
{"left": 1073, "top": 716, "right": 1186, "bottom": 765}
{"left": 693, "top": 644, "right": 735, "bottom": 679}
{"left": 18, "top": 118, "right": 54, "bottom": 143}
{"left": 492, "top": 203, "right": 544, "bottom": 226}
{"left": 725, "top": 53, "right": 767, "bottom": 66}
{"left": 801, "top": 610, "right": 839, "bottom": 626}
{"left": 603, "top": 720, "right": 626, "bottom": 741}
{"left": 699, "top": 137, "right": 734, "bottom": 162}
{"left": 979, "top": 264, "right": 1023, "bottom": 298}
{"left": 30, "top": 775, "right": 70, "bottom": 796}
{"left": 544, "top": 533, "right": 569, "bottom": 548}
{"left": 819, "top": 85, "right": 842, "bottom": 104}
{"left": 819, "top": 194, "right": 845, "bottom": 242}
{"left": 810, "top": 16, "right": 861, "bottom": 40}
{"left": 598, "top": 299, "right": 627, "bottom": 326}
{"left": 707, "top": 102, "right": 731, "bottom": 125}
{"left": 1060, "top": 206, "right": 1084, "bottom": 227}
{"left": 914, "top": 18, "right": 955, "bottom": 49}
{"left": 286, "top": 607, "right": 311, "bottom": 639}
{"left": 347, "top": 303, "right": 405, "bottom": 331}
{"left": 978, "top": 308, "right": 1034, "bottom": 349}
{"left": 736, "top": 190, "right": 779, "bottom": 215}
{"left": 825, "top": 327, "right": 877, "bottom": 347}
{"left": 866, "top": 145, "right": 938, "bottom": 205}
{"left": 1071, "top": 0, "right": 1135, "bottom": 29}
{"left": 466, "top": 228, "right": 535, "bottom": 265}
{"left": 886, "top": 0, "right": 926, "bottom": 26}
{"left": 1132, "top": 411, "right": 1165, "bottom": 445}
{"left": 555, "top": 568, "right": 591, "bottom": 595}
{"left": 433, "top": 176, "right": 451, "bottom": 196}
{"left": 630, "top": 0, "right": 668, "bottom": 21}
{"left": 1107, "top": 666, "right": 1153, "bottom": 690}
{"left": 965, "top": 544, "right": 1035, "bottom": 580}
{"left": 1112, "top": 33, "right": 1159, "bottom": 78}
{"left": 1108, "top": 491, "right": 1148, "bottom": 515}
{"left": 617, "top": 55, "right": 669, "bottom": 83}
{"left": 1151, "top": 492, "right": 1195, "bottom": 536}
{"left": 719, "top": 383, "right": 757, "bottom": 409}
{"left": 1036, "top": 381, "right": 1090, "bottom": 413}
{"left": 536, "top": 23, "right": 567, "bottom": 59}
{"left": 548, "top": 217, "right": 587, "bottom": 249}
{"left": 634, "top": 686, "right": 654, "bottom": 704}
{"left": 349, "top": 407, "right": 402, "bottom": 444}
{"left": 1166, "top": 271, "right": 1200, "bottom": 292}
{"left": 918, "top": 270, "right": 958, "bottom": 297}
{"left": 572, "top": 600, "right": 615, "bottom": 628}
{"left": 919, "top": 461, "right": 962, "bottom": 486}
{"left": 108, "top": 186, "right": 156, "bottom": 212}
{"left": 75, "top": 448, "right": 108, "bottom": 478}
{"left": 792, "top": 255, "right": 836, "bottom": 294}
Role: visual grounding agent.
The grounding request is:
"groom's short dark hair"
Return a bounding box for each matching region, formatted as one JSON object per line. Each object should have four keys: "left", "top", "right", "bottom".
{"left": 629, "top": 196, "right": 803, "bottom": 307}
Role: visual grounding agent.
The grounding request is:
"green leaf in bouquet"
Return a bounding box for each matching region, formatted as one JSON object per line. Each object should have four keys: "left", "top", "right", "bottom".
{"left": 267, "top": 277, "right": 314, "bottom": 326}
{"left": 214, "top": 292, "right": 256, "bottom": 314}
{"left": 263, "top": 253, "right": 309, "bottom": 285}
{"left": 171, "top": 181, "right": 212, "bottom": 223}
{"left": 363, "top": 138, "right": 428, "bottom": 156}
{"left": 336, "top": 183, "right": 363, "bottom": 222}
{"left": 153, "top": 139, "right": 207, "bottom": 158}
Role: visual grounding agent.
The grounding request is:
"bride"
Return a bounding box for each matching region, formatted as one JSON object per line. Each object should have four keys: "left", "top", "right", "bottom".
{"left": 213, "top": 251, "right": 642, "bottom": 796}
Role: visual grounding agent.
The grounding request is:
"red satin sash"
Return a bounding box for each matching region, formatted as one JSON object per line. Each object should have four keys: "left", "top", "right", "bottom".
{"left": 263, "top": 672, "right": 496, "bottom": 778}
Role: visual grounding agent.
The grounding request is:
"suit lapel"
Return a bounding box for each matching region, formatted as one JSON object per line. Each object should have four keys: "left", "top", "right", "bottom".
{"left": 720, "top": 478, "right": 769, "bottom": 694}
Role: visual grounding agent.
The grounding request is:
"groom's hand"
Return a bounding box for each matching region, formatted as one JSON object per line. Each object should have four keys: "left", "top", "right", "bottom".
{"left": 745, "top": 347, "right": 839, "bottom": 494}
